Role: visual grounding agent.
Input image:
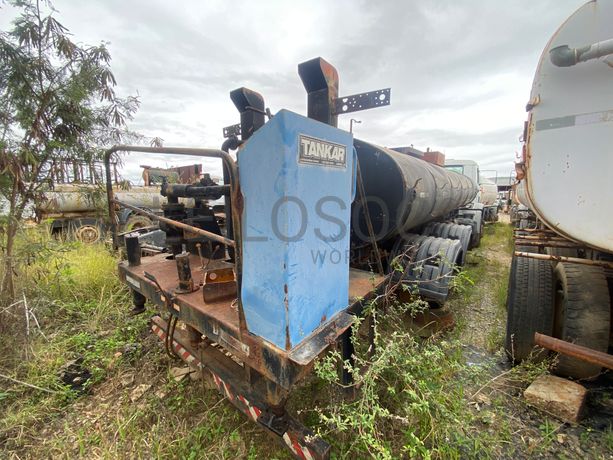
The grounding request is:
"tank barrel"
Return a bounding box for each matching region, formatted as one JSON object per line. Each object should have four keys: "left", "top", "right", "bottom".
{"left": 353, "top": 140, "right": 478, "bottom": 243}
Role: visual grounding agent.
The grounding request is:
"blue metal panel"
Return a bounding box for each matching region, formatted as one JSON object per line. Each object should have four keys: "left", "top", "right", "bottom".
{"left": 239, "top": 110, "right": 355, "bottom": 350}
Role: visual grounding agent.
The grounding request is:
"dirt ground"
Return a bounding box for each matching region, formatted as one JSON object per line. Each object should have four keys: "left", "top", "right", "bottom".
{"left": 449, "top": 218, "right": 613, "bottom": 460}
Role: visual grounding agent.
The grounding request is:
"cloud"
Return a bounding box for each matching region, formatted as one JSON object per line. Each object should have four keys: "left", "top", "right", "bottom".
{"left": 1, "top": 0, "right": 586, "bottom": 182}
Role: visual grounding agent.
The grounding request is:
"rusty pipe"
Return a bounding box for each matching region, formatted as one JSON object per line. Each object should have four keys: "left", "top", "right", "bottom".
{"left": 513, "top": 234, "right": 569, "bottom": 241}
{"left": 513, "top": 228, "right": 558, "bottom": 233}
{"left": 514, "top": 251, "right": 613, "bottom": 270}
{"left": 514, "top": 240, "right": 581, "bottom": 248}
{"left": 534, "top": 332, "right": 613, "bottom": 370}
{"left": 103, "top": 145, "right": 240, "bottom": 250}
{"left": 114, "top": 199, "right": 235, "bottom": 248}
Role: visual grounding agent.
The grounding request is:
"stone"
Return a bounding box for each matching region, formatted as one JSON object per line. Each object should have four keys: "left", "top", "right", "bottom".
{"left": 188, "top": 368, "right": 202, "bottom": 382}
{"left": 120, "top": 373, "right": 135, "bottom": 387}
{"left": 523, "top": 374, "right": 587, "bottom": 423}
{"left": 130, "top": 383, "right": 151, "bottom": 402}
{"left": 170, "top": 366, "right": 192, "bottom": 382}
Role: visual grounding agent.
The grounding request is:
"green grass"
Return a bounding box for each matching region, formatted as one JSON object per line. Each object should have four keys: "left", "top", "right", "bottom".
{"left": 2, "top": 222, "right": 611, "bottom": 459}
{"left": 0, "top": 228, "right": 282, "bottom": 459}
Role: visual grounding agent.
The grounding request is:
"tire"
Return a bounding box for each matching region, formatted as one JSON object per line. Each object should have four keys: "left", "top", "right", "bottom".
{"left": 123, "top": 215, "right": 153, "bottom": 232}
{"left": 545, "top": 247, "right": 579, "bottom": 258}
{"left": 552, "top": 263, "right": 611, "bottom": 380}
{"left": 505, "top": 255, "right": 555, "bottom": 362}
{"left": 514, "top": 244, "right": 535, "bottom": 254}
{"left": 472, "top": 220, "right": 483, "bottom": 248}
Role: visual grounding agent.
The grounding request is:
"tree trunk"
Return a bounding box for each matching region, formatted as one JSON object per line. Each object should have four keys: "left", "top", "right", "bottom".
{"left": 1, "top": 175, "right": 20, "bottom": 305}
{"left": 1, "top": 219, "right": 16, "bottom": 302}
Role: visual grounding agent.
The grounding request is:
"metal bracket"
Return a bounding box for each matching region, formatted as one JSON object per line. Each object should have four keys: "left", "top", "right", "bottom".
{"left": 223, "top": 123, "right": 241, "bottom": 139}
{"left": 333, "top": 88, "right": 391, "bottom": 115}
{"left": 257, "top": 410, "right": 290, "bottom": 436}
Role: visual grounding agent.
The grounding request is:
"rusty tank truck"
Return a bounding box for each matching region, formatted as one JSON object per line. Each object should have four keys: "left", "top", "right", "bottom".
{"left": 506, "top": 0, "right": 613, "bottom": 379}
{"left": 106, "top": 58, "right": 479, "bottom": 458}
{"left": 36, "top": 161, "right": 202, "bottom": 243}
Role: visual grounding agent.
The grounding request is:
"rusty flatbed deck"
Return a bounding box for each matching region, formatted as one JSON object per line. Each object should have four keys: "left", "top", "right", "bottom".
{"left": 119, "top": 252, "right": 385, "bottom": 387}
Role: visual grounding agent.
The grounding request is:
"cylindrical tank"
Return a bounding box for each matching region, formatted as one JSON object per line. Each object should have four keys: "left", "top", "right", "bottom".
{"left": 522, "top": 0, "right": 613, "bottom": 253}
{"left": 512, "top": 181, "right": 529, "bottom": 207}
{"left": 353, "top": 139, "right": 478, "bottom": 243}
{"left": 37, "top": 185, "right": 173, "bottom": 214}
{"left": 479, "top": 176, "right": 498, "bottom": 206}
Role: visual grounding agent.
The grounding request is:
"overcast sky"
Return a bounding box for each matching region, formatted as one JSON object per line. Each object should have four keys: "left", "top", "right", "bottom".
{"left": 2, "top": 0, "right": 585, "bottom": 183}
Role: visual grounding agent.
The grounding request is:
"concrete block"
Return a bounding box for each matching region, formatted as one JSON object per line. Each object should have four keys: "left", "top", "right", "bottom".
{"left": 523, "top": 374, "right": 587, "bottom": 423}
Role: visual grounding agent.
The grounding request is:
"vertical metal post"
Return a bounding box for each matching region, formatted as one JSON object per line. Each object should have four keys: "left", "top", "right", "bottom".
{"left": 175, "top": 252, "right": 194, "bottom": 293}
{"left": 131, "top": 289, "right": 146, "bottom": 314}
{"left": 125, "top": 235, "right": 141, "bottom": 267}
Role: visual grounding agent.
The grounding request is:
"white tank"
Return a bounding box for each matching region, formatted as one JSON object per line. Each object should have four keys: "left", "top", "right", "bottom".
{"left": 512, "top": 181, "right": 530, "bottom": 207}
{"left": 522, "top": 0, "right": 613, "bottom": 253}
{"left": 38, "top": 185, "right": 167, "bottom": 214}
{"left": 478, "top": 176, "right": 498, "bottom": 206}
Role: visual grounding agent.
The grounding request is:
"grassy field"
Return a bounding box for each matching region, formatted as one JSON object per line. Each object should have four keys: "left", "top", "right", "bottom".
{"left": 1, "top": 223, "right": 611, "bottom": 459}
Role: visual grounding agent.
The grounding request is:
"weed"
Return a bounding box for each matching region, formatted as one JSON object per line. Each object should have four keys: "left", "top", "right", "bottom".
{"left": 310, "top": 297, "right": 483, "bottom": 459}
{"left": 2, "top": 220, "right": 610, "bottom": 460}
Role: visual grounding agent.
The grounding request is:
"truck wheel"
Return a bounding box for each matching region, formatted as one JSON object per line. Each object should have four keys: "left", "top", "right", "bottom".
{"left": 515, "top": 244, "right": 537, "bottom": 254}
{"left": 473, "top": 220, "right": 484, "bottom": 248}
{"left": 124, "top": 215, "right": 153, "bottom": 232}
{"left": 75, "top": 224, "right": 101, "bottom": 244}
{"left": 505, "top": 255, "right": 554, "bottom": 362}
{"left": 552, "top": 263, "right": 611, "bottom": 380}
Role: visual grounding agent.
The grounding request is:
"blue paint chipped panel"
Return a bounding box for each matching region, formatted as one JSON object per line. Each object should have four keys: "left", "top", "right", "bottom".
{"left": 239, "top": 110, "right": 355, "bottom": 350}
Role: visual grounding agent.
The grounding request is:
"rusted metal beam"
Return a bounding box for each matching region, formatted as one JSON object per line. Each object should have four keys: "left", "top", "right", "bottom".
{"left": 534, "top": 332, "right": 613, "bottom": 370}
{"left": 114, "top": 199, "right": 235, "bottom": 248}
{"left": 513, "top": 228, "right": 556, "bottom": 233}
{"left": 514, "top": 240, "right": 581, "bottom": 248}
{"left": 513, "top": 234, "right": 569, "bottom": 241}
{"left": 514, "top": 251, "right": 613, "bottom": 269}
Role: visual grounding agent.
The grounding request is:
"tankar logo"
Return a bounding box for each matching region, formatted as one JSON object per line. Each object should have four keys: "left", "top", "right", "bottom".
{"left": 298, "top": 134, "right": 347, "bottom": 168}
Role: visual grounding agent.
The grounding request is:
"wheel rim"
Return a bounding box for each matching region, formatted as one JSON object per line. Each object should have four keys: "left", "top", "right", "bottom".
{"left": 76, "top": 225, "right": 100, "bottom": 244}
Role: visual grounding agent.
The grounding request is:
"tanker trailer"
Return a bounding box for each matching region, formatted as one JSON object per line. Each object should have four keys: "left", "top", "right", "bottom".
{"left": 107, "top": 57, "right": 483, "bottom": 458}
{"left": 478, "top": 175, "right": 499, "bottom": 223}
{"left": 36, "top": 164, "right": 204, "bottom": 243}
{"left": 509, "top": 180, "right": 535, "bottom": 229}
{"left": 36, "top": 184, "right": 168, "bottom": 243}
{"left": 505, "top": 0, "right": 613, "bottom": 379}
{"left": 444, "top": 159, "right": 500, "bottom": 232}
{"left": 351, "top": 141, "right": 478, "bottom": 302}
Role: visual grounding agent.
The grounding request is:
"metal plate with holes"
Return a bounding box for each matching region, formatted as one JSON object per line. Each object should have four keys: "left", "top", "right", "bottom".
{"left": 223, "top": 123, "right": 241, "bottom": 138}
{"left": 333, "top": 88, "right": 391, "bottom": 115}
